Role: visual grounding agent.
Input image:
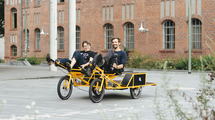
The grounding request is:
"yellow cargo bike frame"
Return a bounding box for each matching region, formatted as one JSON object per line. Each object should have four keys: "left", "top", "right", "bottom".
{"left": 56, "top": 62, "right": 157, "bottom": 103}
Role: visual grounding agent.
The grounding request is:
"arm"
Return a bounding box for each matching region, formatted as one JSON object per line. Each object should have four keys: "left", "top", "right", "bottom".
{"left": 113, "top": 51, "right": 127, "bottom": 69}
{"left": 80, "top": 53, "right": 94, "bottom": 68}
{"left": 113, "top": 63, "right": 124, "bottom": 69}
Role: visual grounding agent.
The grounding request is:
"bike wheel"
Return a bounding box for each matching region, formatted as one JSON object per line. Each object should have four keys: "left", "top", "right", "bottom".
{"left": 130, "top": 87, "right": 142, "bottom": 99}
{"left": 89, "top": 78, "right": 105, "bottom": 103}
{"left": 57, "top": 76, "right": 73, "bottom": 100}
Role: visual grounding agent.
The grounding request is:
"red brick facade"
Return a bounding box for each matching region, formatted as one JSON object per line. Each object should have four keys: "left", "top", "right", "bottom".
{"left": 4, "top": 0, "right": 215, "bottom": 62}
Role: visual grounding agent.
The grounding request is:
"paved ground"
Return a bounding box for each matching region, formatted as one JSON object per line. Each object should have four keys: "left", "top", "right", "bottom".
{"left": 0, "top": 64, "right": 213, "bottom": 120}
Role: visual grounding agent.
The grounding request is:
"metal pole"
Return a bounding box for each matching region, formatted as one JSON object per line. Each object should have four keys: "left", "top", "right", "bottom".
{"left": 69, "top": 0, "right": 76, "bottom": 59}
{"left": 188, "top": 0, "right": 192, "bottom": 74}
{"left": 24, "top": 9, "right": 27, "bottom": 65}
{"left": 20, "top": 0, "right": 23, "bottom": 58}
{"left": 49, "top": 0, "right": 57, "bottom": 71}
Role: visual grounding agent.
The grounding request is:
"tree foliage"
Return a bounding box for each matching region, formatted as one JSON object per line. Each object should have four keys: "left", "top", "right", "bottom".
{"left": 0, "top": 0, "right": 4, "bottom": 38}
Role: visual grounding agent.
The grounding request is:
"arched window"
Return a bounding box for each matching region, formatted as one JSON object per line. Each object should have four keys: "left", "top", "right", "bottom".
{"left": 124, "top": 22, "right": 134, "bottom": 49}
{"left": 11, "top": 8, "right": 17, "bottom": 29}
{"left": 57, "top": 26, "right": 64, "bottom": 50}
{"left": 11, "top": 45, "right": 17, "bottom": 57}
{"left": 192, "top": 19, "right": 202, "bottom": 49}
{"left": 35, "top": 28, "right": 40, "bottom": 49}
{"left": 163, "top": 20, "right": 175, "bottom": 49}
{"left": 104, "top": 24, "right": 113, "bottom": 49}
{"left": 76, "top": 26, "right": 81, "bottom": 50}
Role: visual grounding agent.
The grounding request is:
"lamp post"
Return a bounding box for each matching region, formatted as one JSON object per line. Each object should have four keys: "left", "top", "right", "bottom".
{"left": 188, "top": 0, "right": 192, "bottom": 74}
{"left": 139, "top": 20, "right": 148, "bottom": 32}
{"left": 49, "top": 0, "right": 57, "bottom": 71}
{"left": 69, "top": 0, "right": 76, "bottom": 59}
{"left": 24, "top": 9, "right": 28, "bottom": 66}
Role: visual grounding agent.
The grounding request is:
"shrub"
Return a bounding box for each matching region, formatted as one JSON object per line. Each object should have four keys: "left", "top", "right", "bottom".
{"left": 0, "top": 59, "right": 4, "bottom": 63}
{"left": 16, "top": 55, "right": 40, "bottom": 65}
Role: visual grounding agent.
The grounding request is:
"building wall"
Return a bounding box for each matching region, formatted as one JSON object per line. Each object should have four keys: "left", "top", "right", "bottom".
{"left": 4, "top": 0, "right": 215, "bottom": 62}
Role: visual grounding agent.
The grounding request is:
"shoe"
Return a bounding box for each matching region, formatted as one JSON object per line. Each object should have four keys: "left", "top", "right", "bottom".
{"left": 46, "top": 53, "right": 54, "bottom": 65}
{"left": 66, "top": 62, "right": 71, "bottom": 72}
{"left": 54, "top": 59, "right": 60, "bottom": 66}
{"left": 96, "top": 54, "right": 105, "bottom": 67}
{"left": 82, "top": 67, "right": 91, "bottom": 76}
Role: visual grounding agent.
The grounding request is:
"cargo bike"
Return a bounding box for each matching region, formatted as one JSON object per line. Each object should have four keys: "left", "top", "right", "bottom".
{"left": 56, "top": 62, "right": 157, "bottom": 103}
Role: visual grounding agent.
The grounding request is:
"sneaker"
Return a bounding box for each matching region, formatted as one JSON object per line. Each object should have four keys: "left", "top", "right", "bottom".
{"left": 66, "top": 62, "right": 71, "bottom": 72}
{"left": 46, "top": 53, "right": 54, "bottom": 65}
{"left": 96, "top": 54, "right": 105, "bottom": 67}
{"left": 82, "top": 67, "right": 91, "bottom": 76}
{"left": 54, "top": 59, "right": 60, "bottom": 66}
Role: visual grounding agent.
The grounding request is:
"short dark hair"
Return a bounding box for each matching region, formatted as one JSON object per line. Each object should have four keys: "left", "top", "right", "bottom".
{"left": 82, "top": 40, "right": 91, "bottom": 47}
{"left": 111, "top": 37, "right": 121, "bottom": 43}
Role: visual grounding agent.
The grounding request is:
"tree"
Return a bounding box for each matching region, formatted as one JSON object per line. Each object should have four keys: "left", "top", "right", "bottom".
{"left": 0, "top": 0, "right": 4, "bottom": 38}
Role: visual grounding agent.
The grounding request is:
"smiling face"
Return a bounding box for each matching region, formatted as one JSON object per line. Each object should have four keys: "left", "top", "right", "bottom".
{"left": 112, "top": 38, "right": 120, "bottom": 49}
{"left": 83, "top": 43, "right": 90, "bottom": 51}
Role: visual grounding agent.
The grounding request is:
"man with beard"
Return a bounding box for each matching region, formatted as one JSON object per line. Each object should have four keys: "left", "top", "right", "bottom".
{"left": 92, "top": 37, "right": 127, "bottom": 74}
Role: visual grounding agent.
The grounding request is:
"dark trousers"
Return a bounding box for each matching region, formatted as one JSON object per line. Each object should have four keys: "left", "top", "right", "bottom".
{"left": 57, "top": 51, "right": 86, "bottom": 69}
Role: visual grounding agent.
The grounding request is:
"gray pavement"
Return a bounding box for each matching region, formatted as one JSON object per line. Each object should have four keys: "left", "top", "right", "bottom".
{"left": 0, "top": 64, "right": 213, "bottom": 120}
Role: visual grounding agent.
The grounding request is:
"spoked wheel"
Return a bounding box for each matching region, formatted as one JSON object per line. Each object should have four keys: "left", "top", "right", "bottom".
{"left": 130, "top": 87, "right": 142, "bottom": 99}
{"left": 89, "top": 78, "right": 105, "bottom": 103}
{"left": 57, "top": 76, "right": 73, "bottom": 100}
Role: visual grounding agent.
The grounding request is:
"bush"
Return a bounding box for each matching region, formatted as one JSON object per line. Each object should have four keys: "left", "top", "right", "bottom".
{"left": 0, "top": 59, "right": 4, "bottom": 63}
{"left": 16, "top": 55, "right": 40, "bottom": 65}
{"left": 126, "top": 53, "right": 215, "bottom": 71}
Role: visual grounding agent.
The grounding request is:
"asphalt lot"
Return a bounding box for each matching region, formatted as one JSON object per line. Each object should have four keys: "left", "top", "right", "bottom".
{"left": 0, "top": 64, "right": 213, "bottom": 120}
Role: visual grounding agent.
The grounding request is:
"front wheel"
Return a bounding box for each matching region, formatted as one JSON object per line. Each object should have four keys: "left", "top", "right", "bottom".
{"left": 57, "top": 76, "right": 73, "bottom": 100}
{"left": 130, "top": 87, "right": 142, "bottom": 99}
{"left": 89, "top": 79, "right": 105, "bottom": 103}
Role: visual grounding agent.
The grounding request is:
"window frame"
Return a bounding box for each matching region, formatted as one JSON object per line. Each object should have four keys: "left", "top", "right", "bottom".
{"left": 163, "top": 20, "right": 175, "bottom": 49}
{"left": 25, "top": 0, "right": 29, "bottom": 7}
{"left": 57, "top": 26, "right": 64, "bottom": 50}
{"left": 36, "top": 0, "right": 40, "bottom": 6}
{"left": 76, "top": 26, "right": 81, "bottom": 50}
{"left": 104, "top": 23, "right": 114, "bottom": 49}
{"left": 57, "top": 0, "right": 64, "bottom": 3}
{"left": 11, "top": 45, "right": 17, "bottom": 57}
{"left": 35, "top": 28, "right": 40, "bottom": 50}
{"left": 191, "top": 19, "right": 202, "bottom": 49}
{"left": 124, "top": 22, "right": 134, "bottom": 49}
{"left": 11, "top": 8, "right": 17, "bottom": 29}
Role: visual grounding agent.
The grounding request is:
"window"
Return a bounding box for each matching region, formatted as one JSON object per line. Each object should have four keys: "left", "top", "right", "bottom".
{"left": 11, "top": 45, "right": 17, "bottom": 57}
{"left": 36, "top": 0, "right": 40, "bottom": 6}
{"left": 25, "top": 0, "right": 29, "bottom": 7}
{"left": 104, "top": 24, "right": 113, "bottom": 49}
{"left": 57, "top": 0, "right": 64, "bottom": 3}
{"left": 163, "top": 20, "right": 175, "bottom": 49}
{"left": 11, "top": 8, "right": 17, "bottom": 29}
{"left": 57, "top": 27, "right": 64, "bottom": 50}
{"left": 161, "top": 0, "right": 175, "bottom": 18}
{"left": 124, "top": 22, "right": 134, "bottom": 49}
{"left": 76, "top": 26, "right": 80, "bottom": 49}
{"left": 35, "top": 29, "right": 40, "bottom": 49}
{"left": 192, "top": 19, "right": 202, "bottom": 49}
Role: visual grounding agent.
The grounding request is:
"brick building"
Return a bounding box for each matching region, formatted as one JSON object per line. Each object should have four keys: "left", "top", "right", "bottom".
{"left": 4, "top": 0, "right": 215, "bottom": 62}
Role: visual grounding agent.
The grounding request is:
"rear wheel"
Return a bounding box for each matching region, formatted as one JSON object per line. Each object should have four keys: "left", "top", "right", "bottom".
{"left": 89, "top": 79, "right": 105, "bottom": 103}
{"left": 130, "top": 87, "right": 142, "bottom": 99}
{"left": 57, "top": 76, "right": 73, "bottom": 100}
